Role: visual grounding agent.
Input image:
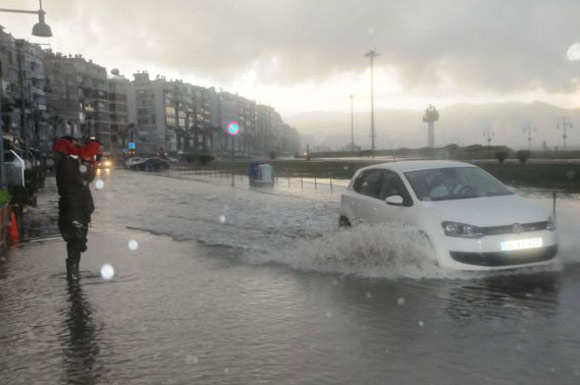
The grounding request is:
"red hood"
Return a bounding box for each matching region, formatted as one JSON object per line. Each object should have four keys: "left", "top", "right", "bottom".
{"left": 53, "top": 138, "right": 79, "bottom": 155}
{"left": 78, "top": 142, "right": 102, "bottom": 160}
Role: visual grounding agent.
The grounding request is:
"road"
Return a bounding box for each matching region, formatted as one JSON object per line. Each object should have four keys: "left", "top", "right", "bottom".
{"left": 1, "top": 169, "right": 580, "bottom": 384}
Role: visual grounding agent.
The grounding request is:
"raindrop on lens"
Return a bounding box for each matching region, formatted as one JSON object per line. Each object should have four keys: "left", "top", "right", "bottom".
{"left": 79, "top": 164, "right": 87, "bottom": 173}
{"left": 397, "top": 297, "right": 406, "bottom": 306}
{"left": 100, "top": 264, "right": 115, "bottom": 280}
{"left": 128, "top": 239, "right": 139, "bottom": 251}
{"left": 95, "top": 179, "right": 104, "bottom": 190}
{"left": 219, "top": 215, "right": 226, "bottom": 224}
{"left": 418, "top": 321, "right": 424, "bottom": 328}
{"left": 365, "top": 291, "right": 372, "bottom": 299}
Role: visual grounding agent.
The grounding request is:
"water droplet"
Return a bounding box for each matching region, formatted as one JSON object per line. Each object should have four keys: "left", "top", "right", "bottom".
{"left": 185, "top": 355, "right": 199, "bottom": 365}
{"left": 224, "top": 368, "right": 229, "bottom": 373}
{"left": 343, "top": 166, "right": 349, "bottom": 171}
{"left": 332, "top": 279, "right": 339, "bottom": 286}
{"left": 397, "top": 297, "right": 406, "bottom": 306}
{"left": 219, "top": 215, "right": 226, "bottom": 224}
{"left": 365, "top": 291, "right": 372, "bottom": 299}
{"left": 325, "top": 311, "right": 333, "bottom": 318}
{"left": 95, "top": 179, "right": 104, "bottom": 190}
{"left": 100, "top": 264, "right": 115, "bottom": 280}
{"left": 79, "top": 164, "right": 87, "bottom": 173}
{"left": 128, "top": 240, "right": 139, "bottom": 251}
{"left": 418, "top": 321, "right": 424, "bottom": 328}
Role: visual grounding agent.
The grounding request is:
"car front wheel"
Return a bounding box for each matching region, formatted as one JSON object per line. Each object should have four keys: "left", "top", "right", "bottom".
{"left": 339, "top": 216, "right": 351, "bottom": 228}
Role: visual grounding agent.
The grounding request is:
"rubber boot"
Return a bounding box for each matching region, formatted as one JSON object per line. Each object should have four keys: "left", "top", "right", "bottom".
{"left": 66, "top": 244, "right": 80, "bottom": 281}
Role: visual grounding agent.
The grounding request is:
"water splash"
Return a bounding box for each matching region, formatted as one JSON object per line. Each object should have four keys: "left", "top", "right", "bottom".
{"left": 247, "top": 224, "right": 454, "bottom": 280}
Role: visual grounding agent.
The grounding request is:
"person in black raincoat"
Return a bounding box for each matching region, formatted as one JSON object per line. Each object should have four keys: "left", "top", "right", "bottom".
{"left": 54, "top": 136, "right": 100, "bottom": 279}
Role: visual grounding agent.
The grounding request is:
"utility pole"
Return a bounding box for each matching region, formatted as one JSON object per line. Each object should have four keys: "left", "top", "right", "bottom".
{"left": 523, "top": 121, "right": 536, "bottom": 151}
{"left": 349, "top": 94, "right": 354, "bottom": 151}
{"left": 365, "top": 50, "right": 379, "bottom": 153}
{"left": 556, "top": 116, "right": 573, "bottom": 151}
{"left": 483, "top": 127, "right": 494, "bottom": 145}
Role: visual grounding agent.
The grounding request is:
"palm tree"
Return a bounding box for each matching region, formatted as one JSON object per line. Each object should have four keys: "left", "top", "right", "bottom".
{"left": 423, "top": 104, "right": 439, "bottom": 147}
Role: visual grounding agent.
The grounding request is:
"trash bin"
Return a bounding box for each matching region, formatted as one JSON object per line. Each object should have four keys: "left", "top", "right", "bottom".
{"left": 249, "top": 162, "right": 261, "bottom": 186}
{"left": 258, "top": 164, "right": 274, "bottom": 185}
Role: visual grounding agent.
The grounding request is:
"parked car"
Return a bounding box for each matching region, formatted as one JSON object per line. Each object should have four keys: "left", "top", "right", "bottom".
{"left": 128, "top": 158, "right": 169, "bottom": 171}
{"left": 125, "top": 157, "right": 144, "bottom": 168}
{"left": 339, "top": 160, "right": 558, "bottom": 271}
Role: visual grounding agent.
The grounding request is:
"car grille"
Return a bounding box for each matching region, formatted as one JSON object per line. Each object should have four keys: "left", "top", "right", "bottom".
{"left": 480, "top": 221, "right": 548, "bottom": 236}
{"left": 450, "top": 245, "right": 558, "bottom": 267}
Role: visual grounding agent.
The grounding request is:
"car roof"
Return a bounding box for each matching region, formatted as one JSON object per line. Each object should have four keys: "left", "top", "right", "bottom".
{"left": 361, "top": 160, "right": 475, "bottom": 174}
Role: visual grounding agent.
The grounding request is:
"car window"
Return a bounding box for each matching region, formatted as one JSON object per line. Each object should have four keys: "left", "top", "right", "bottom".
{"left": 353, "top": 169, "right": 382, "bottom": 199}
{"left": 404, "top": 167, "right": 513, "bottom": 201}
{"left": 379, "top": 171, "right": 413, "bottom": 206}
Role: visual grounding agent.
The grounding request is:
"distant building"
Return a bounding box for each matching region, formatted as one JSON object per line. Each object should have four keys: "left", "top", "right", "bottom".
{"left": 108, "top": 71, "right": 130, "bottom": 154}
{"left": 126, "top": 72, "right": 167, "bottom": 155}
{"left": 43, "top": 51, "right": 111, "bottom": 149}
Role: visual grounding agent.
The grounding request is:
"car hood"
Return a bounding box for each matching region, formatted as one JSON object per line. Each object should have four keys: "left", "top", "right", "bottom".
{"left": 421, "top": 194, "right": 550, "bottom": 226}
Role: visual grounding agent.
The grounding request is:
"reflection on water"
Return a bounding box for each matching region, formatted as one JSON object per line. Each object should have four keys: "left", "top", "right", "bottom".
{"left": 444, "top": 272, "right": 561, "bottom": 320}
{"left": 60, "top": 281, "right": 105, "bottom": 385}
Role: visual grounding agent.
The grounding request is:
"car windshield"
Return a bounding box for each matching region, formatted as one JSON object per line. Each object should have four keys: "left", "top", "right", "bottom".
{"left": 404, "top": 167, "right": 513, "bottom": 201}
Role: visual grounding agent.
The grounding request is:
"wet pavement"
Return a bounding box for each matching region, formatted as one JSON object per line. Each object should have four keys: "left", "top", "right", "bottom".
{"left": 1, "top": 170, "right": 580, "bottom": 384}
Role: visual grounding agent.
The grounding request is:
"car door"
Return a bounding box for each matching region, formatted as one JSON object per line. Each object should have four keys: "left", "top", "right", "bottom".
{"left": 348, "top": 169, "right": 384, "bottom": 224}
{"left": 372, "top": 170, "right": 416, "bottom": 225}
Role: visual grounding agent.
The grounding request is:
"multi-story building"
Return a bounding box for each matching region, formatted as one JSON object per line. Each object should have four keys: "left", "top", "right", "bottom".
{"left": 0, "top": 26, "right": 18, "bottom": 141}
{"left": 127, "top": 72, "right": 170, "bottom": 155}
{"left": 217, "top": 91, "right": 258, "bottom": 156}
{"left": 108, "top": 70, "right": 130, "bottom": 154}
{"left": 43, "top": 52, "right": 111, "bottom": 149}
{"left": 14, "top": 39, "right": 49, "bottom": 156}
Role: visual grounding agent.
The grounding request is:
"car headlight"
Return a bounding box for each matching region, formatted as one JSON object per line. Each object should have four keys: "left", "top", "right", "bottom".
{"left": 104, "top": 160, "right": 112, "bottom": 167}
{"left": 441, "top": 221, "right": 485, "bottom": 238}
{"left": 546, "top": 216, "right": 556, "bottom": 231}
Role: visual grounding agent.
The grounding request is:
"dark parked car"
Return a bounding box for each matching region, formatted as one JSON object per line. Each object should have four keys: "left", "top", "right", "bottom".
{"left": 129, "top": 158, "right": 170, "bottom": 171}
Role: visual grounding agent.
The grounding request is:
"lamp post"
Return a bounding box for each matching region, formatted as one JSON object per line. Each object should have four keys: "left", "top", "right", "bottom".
{"left": 349, "top": 94, "right": 355, "bottom": 151}
{"left": 556, "top": 117, "right": 573, "bottom": 151}
{"left": 364, "top": 50, "right": 379, "bottom": 153}
{"left": 0, "top": 0, "right": 52, "bottom": 189}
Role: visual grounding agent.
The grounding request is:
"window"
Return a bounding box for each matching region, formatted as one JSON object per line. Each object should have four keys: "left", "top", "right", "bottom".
{"left": 404, "top": 167, "right": 513, "bottom": 201}
{"left": 353, "top": 169, "right": 382, "bottom": 199}
{"left": 379, "top": 171, "right": 413, "bottom": 206}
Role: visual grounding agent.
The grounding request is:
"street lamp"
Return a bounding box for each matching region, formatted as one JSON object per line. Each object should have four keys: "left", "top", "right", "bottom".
{"left": 364, "top": 50, "right": 379, "bottom": 153}
{"left": 0, "top": 0, "right": 53, "bottom": 38}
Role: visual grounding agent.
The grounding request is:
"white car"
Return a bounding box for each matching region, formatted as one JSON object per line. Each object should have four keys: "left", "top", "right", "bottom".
{"left": 339, "top": 161, "right": 558, "bottom": 271}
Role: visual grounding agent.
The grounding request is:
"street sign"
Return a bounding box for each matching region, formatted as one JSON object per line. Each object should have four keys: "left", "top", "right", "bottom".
{"left": 226, "top": 121, "right": 240, "bottom": 136}
{"left": 128, "top": 142, "right": 136, "bottom": 150}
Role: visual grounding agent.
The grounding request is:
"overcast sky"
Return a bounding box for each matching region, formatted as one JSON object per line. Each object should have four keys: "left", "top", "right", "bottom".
{"left": 2, "top": 0, "right": 580, "bottom": 116}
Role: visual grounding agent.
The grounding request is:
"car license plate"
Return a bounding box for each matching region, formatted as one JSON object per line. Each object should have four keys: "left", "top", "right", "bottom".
{"left": 500, "top": 238, "right": 543, "bottom": 251}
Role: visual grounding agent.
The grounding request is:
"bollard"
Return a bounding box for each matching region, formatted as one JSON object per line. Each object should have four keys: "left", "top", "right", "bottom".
{"left": 301, "top": 177, "right": 303, "bottom": 190}
{"left": 330, "top": 178, "right": 333, "bottom": 191}
{"left": 314, "top": 177, "right": 317, "bottom": 190}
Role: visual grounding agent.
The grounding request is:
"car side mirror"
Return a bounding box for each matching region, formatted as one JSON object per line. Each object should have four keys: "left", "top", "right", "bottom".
{"left": 385, "top": 195, "right": 404, "bottom": 206}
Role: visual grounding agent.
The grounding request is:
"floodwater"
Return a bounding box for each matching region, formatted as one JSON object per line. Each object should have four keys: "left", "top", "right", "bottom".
{"left": 1, "top": 169, "right": 580, "bottom": 385}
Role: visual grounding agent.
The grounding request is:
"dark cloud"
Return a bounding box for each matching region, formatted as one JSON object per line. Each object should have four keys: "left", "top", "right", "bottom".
{"left": 43, "top": 0, "right": 580, "bottom": 93}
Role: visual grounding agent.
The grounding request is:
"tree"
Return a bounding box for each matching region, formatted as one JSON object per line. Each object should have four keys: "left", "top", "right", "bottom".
{"left": 495, "top": 151, "right": 508, "bottom": 165}
{"left": 516, "top": 150, "right": 531, "bottom": 165}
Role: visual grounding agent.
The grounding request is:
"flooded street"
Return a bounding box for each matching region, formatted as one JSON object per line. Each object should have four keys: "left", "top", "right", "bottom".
{"left": 2, "top": 170, "right": 580, "bottom": 384}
